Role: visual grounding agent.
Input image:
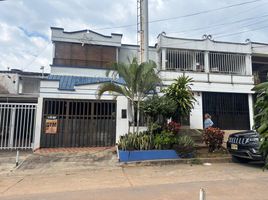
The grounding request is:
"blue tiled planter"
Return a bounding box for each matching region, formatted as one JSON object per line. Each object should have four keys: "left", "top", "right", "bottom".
{"left": 118, "top": 150, "right": 180, "bottom": 162}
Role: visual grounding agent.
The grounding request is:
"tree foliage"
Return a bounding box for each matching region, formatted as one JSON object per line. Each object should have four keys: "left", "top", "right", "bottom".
{"left": 162, "top": 75, "right": 196, "bottom": 121}
{"left": 141, "top": 95, "right": 177, "bottom": 123}
{"left": 252, "top": 81, "right": 268, "bottom": 167}
{"left": 97, "top": 58, "right": 161, "bottom": 133}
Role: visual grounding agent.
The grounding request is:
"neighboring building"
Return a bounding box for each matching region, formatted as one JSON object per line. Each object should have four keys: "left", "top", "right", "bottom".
{"left": 0, "top": 69, "right": 48, "bottom": 150}
{"left": 0, "top": 69, "right": 47, "bottom": 102}
{"left": 2, "top": 27, "right": 267, "bottom": 150}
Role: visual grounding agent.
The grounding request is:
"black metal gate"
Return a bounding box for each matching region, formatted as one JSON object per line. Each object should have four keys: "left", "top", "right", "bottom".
{"left": 41, "top": 99, "right": 116, "bottom": 148}
{"left": 202, "top": 92, "right": 250, "bottom": 130}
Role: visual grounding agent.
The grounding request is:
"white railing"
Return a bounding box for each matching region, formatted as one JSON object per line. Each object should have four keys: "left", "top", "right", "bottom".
{"left": 0, "top": 103, "right": 36, "bottom": 150}
{"left": 164, "top": 49, "right": 247, "bottom": 75}
{"left": 209, "top": 52, "right": 246, "bottom": 75}
{"left": 166, "top": 49, "right": 205, "bottom": 72}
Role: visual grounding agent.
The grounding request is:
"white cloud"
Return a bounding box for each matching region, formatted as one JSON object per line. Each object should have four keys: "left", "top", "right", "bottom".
{"left": 0, "top": 0, "right": 268, "bottom": 72}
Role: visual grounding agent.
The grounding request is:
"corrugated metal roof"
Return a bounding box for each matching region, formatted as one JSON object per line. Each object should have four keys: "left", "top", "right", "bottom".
{"left": 47, "top": 75, "right": 125, "bottom": 91}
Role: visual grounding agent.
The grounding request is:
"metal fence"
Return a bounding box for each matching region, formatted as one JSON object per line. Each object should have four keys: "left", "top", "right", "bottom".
{"left": 0, "top": 103, "right": 36, "bottom": 150}
{"left": 209, "top": 52, "right": 246, "bottom": 75}
{"left": 166, "top": 49, "right": 205, "bottom": 71}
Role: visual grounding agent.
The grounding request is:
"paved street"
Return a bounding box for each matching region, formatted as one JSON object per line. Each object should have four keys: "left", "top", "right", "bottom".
{"left": 0, "top": 158, "right": 267, "bottom": 200}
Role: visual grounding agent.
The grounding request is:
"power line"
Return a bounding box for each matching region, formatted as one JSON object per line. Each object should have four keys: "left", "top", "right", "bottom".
{"left": 154, "top": 22, "right": 268, "bottom": 49}
{"left": 212, "top": 17, "right": 268, "bottom": 37}
{"left": 94, "top": 0, "right": 263, "bottom": 31}
{"left": 168, "top": 13, "right": 268, "bottom": 35}
{"left": 23, "top": 43, "right": 50, "bottom": 71}
{"left": 215, "top": 24, "right": 268, "bottom": 39}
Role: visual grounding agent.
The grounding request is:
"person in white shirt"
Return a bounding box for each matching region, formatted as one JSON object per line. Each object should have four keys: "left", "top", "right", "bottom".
{"left": 204, "top": 113, "right": 214, "bottom": 129}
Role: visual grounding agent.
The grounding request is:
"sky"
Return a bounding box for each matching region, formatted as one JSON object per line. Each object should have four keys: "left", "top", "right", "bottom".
{"left": 1, "top": 0, "right": 268, "bottom": 72}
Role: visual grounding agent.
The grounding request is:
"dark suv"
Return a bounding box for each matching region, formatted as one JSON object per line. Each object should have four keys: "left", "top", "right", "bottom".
{"left": 227, "top": 130, "right": 265, "bottom": 163}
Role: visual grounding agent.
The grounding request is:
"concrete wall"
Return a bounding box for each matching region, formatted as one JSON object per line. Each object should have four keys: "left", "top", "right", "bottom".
{"left": 51, "top": 27, "right": 122, "bottom": 47}
{"left": 160, "top": 71, "right": 254, "bottom": 94}
{"left": 118, "top": 45, "right": 158, "bottom": 64}
{"left": 0, "top": 73, "right": 41, "bottom": 95}
{"left": 51, "top": 66, "right": 113, "bottom": 77}
{"left": 0, "top": 73, "right": 19, "bottom": 94}
{"left": 190, "top": 92, "right": 203, "bottom": 129}
{"left": 158, "top": 34, "right": 252, "bottom": 54}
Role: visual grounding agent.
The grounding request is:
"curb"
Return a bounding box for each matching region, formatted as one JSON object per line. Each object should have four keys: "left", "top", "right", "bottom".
{"left": 119, "top": 156, "right": 232, "bottom": 167}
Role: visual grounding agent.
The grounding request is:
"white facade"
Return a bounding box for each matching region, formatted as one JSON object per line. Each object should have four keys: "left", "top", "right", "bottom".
{"left": 32, "top": 27, "right": 268, "bottom": 149}
{"left": 157, "top": 33, "right": 257, "bottom": 130}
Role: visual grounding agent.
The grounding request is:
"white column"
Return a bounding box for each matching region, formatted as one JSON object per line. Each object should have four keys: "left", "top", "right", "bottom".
{"left": 190, "top": 92, "right": 203, "bottom": 129}
{"left": 248, "top": 94, "right": 254, "bottom": 130}
{"left": 18, "top": 80, "right": 23, "bottom": 94}
{"left": 161, "top": 48, "right": 166, "bottom": 70}
{"left": 192, "top": 52, "right": 197, "bottom": 71}
{"left": 33, "top": 97, "right": 43, "bottom": 150}
{"left": 245, "top": 54, "right": 252, "bottom": 75}
{"left": 204, "top": 51, "right": 210, "bottom": 73}
{"left": 116, "top": 47, "right": 119, "bottom": 63}
{"left": 116, "top": 96, "right": 129, "bottom": 142}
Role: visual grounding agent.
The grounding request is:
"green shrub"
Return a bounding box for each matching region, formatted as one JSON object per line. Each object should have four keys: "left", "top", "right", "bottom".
{"left": 118, "top": 131, "right": 154, "bottom": 151}
{"left": 154, "top": 130, "right": 176, "bottom": 150}
{"left": 173, "top": 135, "right": 195, "bottom": 157}
{"left": 252, "top": 81, "right": 268, "bottom": 168}
{"left": 148, "top": 122, "right": 162, "bottom": 135}
{"left": 203, "top": 127, "right": 224, "bottom": 152}
{"left": 138, "top": 133, "right": 154, "bottom": 150}
{"left": 141, "top": 96, "right": 177, "bottom": 124}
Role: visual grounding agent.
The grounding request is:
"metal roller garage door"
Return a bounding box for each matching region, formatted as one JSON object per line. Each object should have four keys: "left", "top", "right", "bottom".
{"left": 40, "top": 99, "right": 116, "bottom": 148}
{"left": 202, "top": 92, "right": 250, "bottom": 130}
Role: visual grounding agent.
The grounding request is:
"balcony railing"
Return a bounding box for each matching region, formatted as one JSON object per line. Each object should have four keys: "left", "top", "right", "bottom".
{"left": 166, "top": 49, "right": 205, "bottom": 72}
{"left": 209, "top": 52, "right": 246, "bottom": 75}
{"left": 165, "top": 49, "right": 247, "bottom": 75}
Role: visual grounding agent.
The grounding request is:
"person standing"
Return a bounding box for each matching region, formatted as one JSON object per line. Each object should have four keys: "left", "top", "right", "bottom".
{"left": 204, "top": 113, "right": 214, "bottom": 129}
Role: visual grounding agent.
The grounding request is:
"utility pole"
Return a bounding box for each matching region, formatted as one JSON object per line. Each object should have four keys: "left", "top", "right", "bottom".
{"left": 40, "top": 66, "right": 44, "bottom": 79}
{"left": 137, "top": 0, "right": 149, "bottom": 63}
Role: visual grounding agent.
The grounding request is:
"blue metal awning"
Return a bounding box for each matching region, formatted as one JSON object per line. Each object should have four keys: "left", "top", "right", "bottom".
{"left": 46, "top": 75, "right": 125, "bottom": 91}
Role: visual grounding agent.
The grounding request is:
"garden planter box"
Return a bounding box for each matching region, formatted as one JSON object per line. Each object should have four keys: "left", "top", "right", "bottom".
{"left": 118, "top": 150, "right": 181, "bottom": 162}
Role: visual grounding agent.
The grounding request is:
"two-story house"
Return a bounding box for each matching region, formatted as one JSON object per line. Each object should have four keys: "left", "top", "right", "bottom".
{"left": 32, "top": 27, "right": 268, "bottom": 150}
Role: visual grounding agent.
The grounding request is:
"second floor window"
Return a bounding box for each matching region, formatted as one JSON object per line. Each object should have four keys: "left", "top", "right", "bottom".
{"left": 166, "top": 49, "right": 205, "bottom": 72}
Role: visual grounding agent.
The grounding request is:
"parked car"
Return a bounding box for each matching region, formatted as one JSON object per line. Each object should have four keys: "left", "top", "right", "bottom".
{"left": 227, "top": 130, "right": 265, "bottom": 163}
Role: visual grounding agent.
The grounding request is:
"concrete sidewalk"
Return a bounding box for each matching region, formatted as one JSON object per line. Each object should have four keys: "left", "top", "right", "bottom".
{"left": 0, "top": 151, "right": 32, "bottom": 175}
{"left": 0, "top": 162, "right": 267, "bottom": 199}
{"left": 0, "top": 147, "right": 118, "bottom": 176}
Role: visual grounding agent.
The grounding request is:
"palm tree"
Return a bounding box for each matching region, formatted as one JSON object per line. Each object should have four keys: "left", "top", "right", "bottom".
{"left": 162, "top": 75, "right": 196, "bottom": 123}
{"left": 97, "top": 58, "right": 161, "bottom": 134}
